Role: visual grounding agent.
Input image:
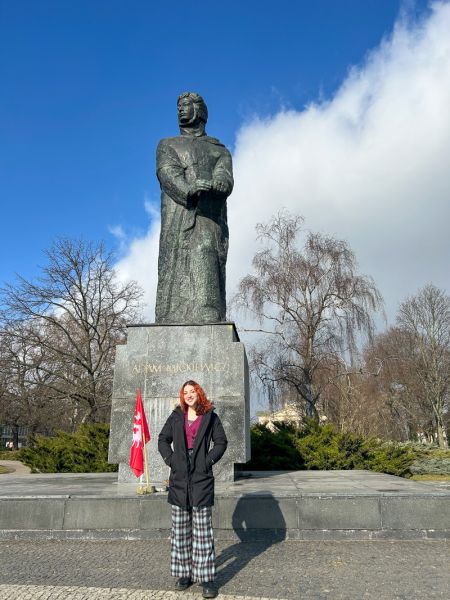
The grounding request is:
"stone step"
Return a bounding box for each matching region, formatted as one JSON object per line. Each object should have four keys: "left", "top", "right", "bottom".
{"left": 1, "top": 470, "right": 449, "bottom": 540}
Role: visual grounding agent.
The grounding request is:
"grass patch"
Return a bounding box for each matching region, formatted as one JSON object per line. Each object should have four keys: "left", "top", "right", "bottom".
{"left": 0, "top": 450, "right": 21, "bottom": 460}
{"left": 0, "top": 465, "right": 12, "bottom": 474}
{"left": 411, "top": 474, "right": 450, "bottom": 482}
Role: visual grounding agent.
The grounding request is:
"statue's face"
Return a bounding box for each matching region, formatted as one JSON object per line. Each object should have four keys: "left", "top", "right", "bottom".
{"left": 178, "top": 97, "right": 196, "bottom": 125}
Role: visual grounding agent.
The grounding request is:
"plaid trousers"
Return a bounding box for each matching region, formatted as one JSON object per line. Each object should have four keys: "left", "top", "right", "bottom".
{"left": 170, "top": 505, "right": 216, "bottom": 582}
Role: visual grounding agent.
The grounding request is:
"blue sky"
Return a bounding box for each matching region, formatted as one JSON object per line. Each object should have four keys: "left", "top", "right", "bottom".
{"left": 2, "top": 0, "right": 447, "bottom": 324}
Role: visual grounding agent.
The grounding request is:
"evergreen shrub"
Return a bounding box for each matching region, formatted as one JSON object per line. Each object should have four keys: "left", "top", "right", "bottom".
{"left": 18, "top": 424, "right": 118, "bottom": 473}
{"left": 410, "top": 457, "right": 450, "bottom": 474}
{"left": 391, "top": 443, "right": 450, "bottom": 474}
{"left": 408, "top": 446, "right": 450, "bottom": 475}
{"left": 247, "top": 420, "right": 416, "bottom": 477}
{"left": 249, "top": 423, "right": 305, "bottom": 470}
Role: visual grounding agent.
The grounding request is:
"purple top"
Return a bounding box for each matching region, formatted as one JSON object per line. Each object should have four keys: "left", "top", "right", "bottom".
{"left": 185, "top": 412, "right": 203, "bottom": 449}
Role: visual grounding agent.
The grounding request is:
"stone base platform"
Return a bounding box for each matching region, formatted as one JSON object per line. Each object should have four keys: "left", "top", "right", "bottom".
{"left": 1, "top": 470, "right": 449, "bottom": 541}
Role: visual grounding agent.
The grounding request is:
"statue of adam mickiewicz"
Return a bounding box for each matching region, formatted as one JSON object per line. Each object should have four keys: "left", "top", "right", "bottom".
{"left": 155, "top": 92, "right": 234, "bottom": 324}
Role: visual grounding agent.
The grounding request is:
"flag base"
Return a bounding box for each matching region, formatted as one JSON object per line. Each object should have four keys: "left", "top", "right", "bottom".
{"left": 137, "top": 484, "right": 156, "bottom": 495}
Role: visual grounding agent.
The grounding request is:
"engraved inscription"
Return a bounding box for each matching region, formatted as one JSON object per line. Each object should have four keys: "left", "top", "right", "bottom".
{"left": 131, "top": 361, "right": 229, "bottom": 375}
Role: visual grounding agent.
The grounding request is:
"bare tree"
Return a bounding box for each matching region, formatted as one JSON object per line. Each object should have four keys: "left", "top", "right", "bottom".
{"left": 0, "top": 324, "right": 64, "bottom": 446}
{"left": 361, "top": 327, "right": 430, "bottom": 441}
{"left": 357, "top": 287, "right": 450, "bottom": 446}
{"left": 0, "top": 239, "right": 143, "bottom": 425}
{"left": 319, "top": 358, "right": 370, "bottom": 434}
{"left": 396, "top": 284, "right": 450, "bottom": 448}
{"left": 234, "top": 211, "right": 383, "bottom": 421}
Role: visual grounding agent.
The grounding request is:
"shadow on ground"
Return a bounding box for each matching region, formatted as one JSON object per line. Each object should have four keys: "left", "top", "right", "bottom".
{"left": 216, "top": 491, "right": 286, "bottom": 587}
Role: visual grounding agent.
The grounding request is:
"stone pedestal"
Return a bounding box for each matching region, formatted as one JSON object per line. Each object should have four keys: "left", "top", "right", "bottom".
{"left": 108, "top": 323, "right": 250, "bottom": 482}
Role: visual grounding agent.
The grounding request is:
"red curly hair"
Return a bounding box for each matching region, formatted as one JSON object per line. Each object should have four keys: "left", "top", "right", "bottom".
{"left": 179, "top": 380, "right": 214, "bottom": 415}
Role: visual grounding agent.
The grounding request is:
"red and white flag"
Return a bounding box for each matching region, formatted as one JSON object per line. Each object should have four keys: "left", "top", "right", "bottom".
{"left": 129, "top": 388, "right": 150, "bottom": 478}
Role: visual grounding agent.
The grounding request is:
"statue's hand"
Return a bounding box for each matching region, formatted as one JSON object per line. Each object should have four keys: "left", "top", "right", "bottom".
{"left": 192, "top": 179, "right": 212, "bottom": 195}
{"left": 212, "top": 179, "right": 228, "bottom": 194}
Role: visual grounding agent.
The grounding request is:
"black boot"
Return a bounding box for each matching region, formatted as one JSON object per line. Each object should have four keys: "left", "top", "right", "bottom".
{"left": 175, "top": 577, "right": 192, "bottom": 591}
{"left": 202, "top": 582, "right": 218, "bottom": 598}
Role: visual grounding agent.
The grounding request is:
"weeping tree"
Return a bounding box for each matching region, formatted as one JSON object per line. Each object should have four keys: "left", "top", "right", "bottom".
{"left": 0, "top": 239, "right": 143, "bottom": 425}
{"left": 234, "top": 211, "right": 383, "bottom": 421}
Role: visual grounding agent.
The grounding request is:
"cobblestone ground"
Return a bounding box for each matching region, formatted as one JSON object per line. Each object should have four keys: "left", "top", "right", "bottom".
{"left": 0, "top": 586, "right": 272, "bottom": 600}
{"left": 0, "top": 539, "right": 448, "bottom": 599}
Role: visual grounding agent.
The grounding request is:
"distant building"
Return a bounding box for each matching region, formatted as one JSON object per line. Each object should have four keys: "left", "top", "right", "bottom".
{"left": 257, "top": 404, "right": 303, "bottom": 432}
{"left": 0, "top": 425, "right": 28, "bottom": 448}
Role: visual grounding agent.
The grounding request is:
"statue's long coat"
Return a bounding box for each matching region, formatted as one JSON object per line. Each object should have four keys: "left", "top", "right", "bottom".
{"left": 155, "top": 134, "right": 233, "bottom": 323}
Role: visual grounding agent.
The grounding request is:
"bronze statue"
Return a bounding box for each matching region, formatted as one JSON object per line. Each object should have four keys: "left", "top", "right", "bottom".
{"left": 155, "top": 92, "right": 234, "bottom": 323}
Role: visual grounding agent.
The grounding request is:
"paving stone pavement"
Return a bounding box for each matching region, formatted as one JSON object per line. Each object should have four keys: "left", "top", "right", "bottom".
{"left": 0, "top": 585, "right": 274, "bottom": 600}
{"left": 0, "top": 539, "right": 448, "bottom": 600}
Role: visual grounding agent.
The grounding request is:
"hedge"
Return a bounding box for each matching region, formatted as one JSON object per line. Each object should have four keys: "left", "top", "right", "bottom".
{"left": 246, "top": 421, "right": 416, "bottom": 477}
{"left": 16, "top": 419, "right": 449, "bottom": 478}
{"left": 18, "top": 424, "right": 118, "bottom": 473}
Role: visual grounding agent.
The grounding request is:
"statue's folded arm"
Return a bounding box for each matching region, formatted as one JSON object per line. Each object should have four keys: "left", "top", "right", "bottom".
{"left": 213, "top": 150, "right": 234, "bottom": 196}
{"left": 157, "top": 141, "right": 191, "bottom": 207}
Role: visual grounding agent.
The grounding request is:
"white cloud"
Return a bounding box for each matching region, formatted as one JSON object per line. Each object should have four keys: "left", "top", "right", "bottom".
{"left": 114, "top": 198, "right": 160, "bottom": 317}
{"left": 108, "top": 224, "right": 128, "bottom": 256}
{"left": 116, "top": 2, "right": 450, "bottom": 327}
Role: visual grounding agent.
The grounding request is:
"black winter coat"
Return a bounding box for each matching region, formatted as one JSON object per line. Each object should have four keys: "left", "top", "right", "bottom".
{"left": 158, "top": 406, "right": 227, "bottom": 507}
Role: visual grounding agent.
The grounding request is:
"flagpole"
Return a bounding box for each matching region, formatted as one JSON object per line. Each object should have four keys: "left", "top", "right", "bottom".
{"left": 143, "top": 434, "right": 150, "bottom": 487}
{"left": 139, "top": 435, "right": 155, "bottom": 494}
{"left": 132, "top": 388, "right": 155, "bottom": 495}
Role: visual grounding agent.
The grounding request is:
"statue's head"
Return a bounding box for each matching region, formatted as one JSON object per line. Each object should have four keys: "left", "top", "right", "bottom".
{"left": 177, "top": 92, "right": 208, "bottom": 127}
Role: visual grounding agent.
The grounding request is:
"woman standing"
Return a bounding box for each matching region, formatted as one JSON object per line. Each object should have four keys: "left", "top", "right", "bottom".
{"left": 158, "top": 380, "right": 228, "bottom": 599}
